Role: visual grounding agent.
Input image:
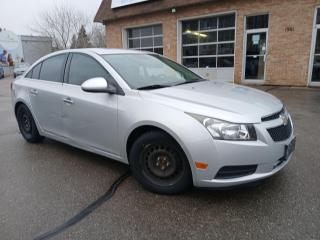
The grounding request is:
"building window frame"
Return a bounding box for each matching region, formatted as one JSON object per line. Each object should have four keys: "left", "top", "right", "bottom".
{"left": 177, "top": 11, "right": 237, "bottom": 83}
{"left": 122, "top": 23, "right": 163, "bottom": 55}
{"left": 308, "top": 6, "right": 320, "bottom": 86}
{"left": 178, "top": 12, "right": 236, "bottom": 69}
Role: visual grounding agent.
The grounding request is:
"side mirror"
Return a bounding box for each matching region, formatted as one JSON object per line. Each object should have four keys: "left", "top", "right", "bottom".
{"left": 81, "top": 77, "right": 117, "bottom": 94}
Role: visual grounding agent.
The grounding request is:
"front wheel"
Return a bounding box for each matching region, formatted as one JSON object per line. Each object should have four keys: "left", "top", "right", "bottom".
{"left": 129, "top": 131, "right": 192, "bottom": 194}
{"left": 16, "top": 104, "right": 43, "bottom": 143}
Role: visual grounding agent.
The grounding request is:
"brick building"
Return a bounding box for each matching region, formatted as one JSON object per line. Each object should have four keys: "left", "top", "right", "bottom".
{"left": 95, "top": 0, "right": 320, "bottom": 86}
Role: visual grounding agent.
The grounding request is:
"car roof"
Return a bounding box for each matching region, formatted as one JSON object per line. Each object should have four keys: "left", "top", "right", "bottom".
{"left": 50, "top": 48, "right": 150, "bottom": 56}
{"left": 28, "top": 48, "right": 158, "bottom": 71}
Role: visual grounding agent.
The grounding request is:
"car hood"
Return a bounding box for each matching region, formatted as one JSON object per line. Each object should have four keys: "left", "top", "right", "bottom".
{"left": 139, "top": 81, "right": 283, "bottom": 123}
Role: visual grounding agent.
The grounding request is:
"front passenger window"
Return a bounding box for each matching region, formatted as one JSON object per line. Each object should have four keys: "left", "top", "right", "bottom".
{"left": 68, "top": 53, "right": 112, "bottom": 86}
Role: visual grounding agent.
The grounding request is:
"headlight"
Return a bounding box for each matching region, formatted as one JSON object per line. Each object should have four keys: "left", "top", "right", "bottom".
{"left": 188, "top": 113, "right": 257, "bottom": 141}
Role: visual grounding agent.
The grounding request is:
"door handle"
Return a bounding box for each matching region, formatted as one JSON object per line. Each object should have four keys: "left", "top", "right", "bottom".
{"left": 30, "top": 89, "right": 38, "bottom": 95}
{"left": 63, "top": 97, "right": 74, "bottom": 105}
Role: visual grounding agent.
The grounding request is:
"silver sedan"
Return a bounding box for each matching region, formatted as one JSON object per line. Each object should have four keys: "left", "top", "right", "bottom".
{"left": 11, "top": 49, "right": 296, "bottom": 194}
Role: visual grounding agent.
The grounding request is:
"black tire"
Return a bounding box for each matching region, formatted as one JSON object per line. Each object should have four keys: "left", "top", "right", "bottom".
{"left": 16, "top": 104, "right": 43, "bottom": 143}
{"left": 129, "top": 131, "right": 192, "bottom": 194}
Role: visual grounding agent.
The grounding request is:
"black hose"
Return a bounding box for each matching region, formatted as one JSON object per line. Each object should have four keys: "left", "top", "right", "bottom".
{"left": 265, "top": 86, "right": 280, "bottom": 92}
{"left": 34, "top": 171, "right": 131, "bottom": 240}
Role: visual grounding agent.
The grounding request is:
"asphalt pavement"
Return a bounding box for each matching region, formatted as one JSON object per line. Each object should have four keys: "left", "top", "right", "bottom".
{"left": 0, "top": 77, "right": 319, "bottom": 240}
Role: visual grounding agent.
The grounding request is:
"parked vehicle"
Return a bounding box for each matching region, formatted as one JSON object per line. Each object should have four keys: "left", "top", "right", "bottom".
{"left": 0, "top": 65, "right": 4, "bottom": 79}
{"left": 13, "top": 63, "right": 30, "bottom": 78}
{"left": 11, "top": 49, "right": 296, "bottom": 194}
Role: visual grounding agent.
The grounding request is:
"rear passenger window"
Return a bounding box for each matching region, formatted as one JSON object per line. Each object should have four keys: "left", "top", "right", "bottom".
{"left": 40, "top": 54, "right": 66, "bottom": 82}
{"left": 31, "top": 63, "right": 42, "bottom": 79}
{"left": 68, "top": 53, "right": 112, "bottom": 86}
{"left": 26, "top": 70, "right": 33, "bottom": 78}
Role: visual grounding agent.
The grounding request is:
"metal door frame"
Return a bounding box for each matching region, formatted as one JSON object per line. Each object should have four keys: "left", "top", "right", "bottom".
{"left": 242, "top": 16, "right": 269, "bottom": 84}
{"left": 308, "top": 6, "right": 320, "bottom": 86}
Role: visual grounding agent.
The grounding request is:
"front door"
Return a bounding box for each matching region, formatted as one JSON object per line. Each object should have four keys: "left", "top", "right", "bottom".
{"left": 62, "top": 53, "right": 120, "bottom": 156}
{"left": 244, "top": 31, "right": 268, "bottom": 80}
{"left": 310, "top": 8, "right": 320, "bottom": 85}
{"left": 243, "top": 14, "right": 269, "bottom": 82}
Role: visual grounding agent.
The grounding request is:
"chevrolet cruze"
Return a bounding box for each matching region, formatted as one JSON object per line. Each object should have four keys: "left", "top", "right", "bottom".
{"left": 11, "top": 49, "right": 296, "bottom": 194}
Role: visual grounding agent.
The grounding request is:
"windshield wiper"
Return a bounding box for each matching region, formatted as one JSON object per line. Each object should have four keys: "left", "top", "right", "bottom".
{"left": 173, "top": 79, "right": 206, "bottom": 87}
{"left": 137, "top": 84, "right": 170, "bottom": 90}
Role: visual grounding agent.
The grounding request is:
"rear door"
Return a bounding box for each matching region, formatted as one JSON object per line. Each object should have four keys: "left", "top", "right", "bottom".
{"left": 62, "top": 53, "right": 119, "bottom": 156}
{"left": 28, "top": 53, "right": 68, "bottom": 138}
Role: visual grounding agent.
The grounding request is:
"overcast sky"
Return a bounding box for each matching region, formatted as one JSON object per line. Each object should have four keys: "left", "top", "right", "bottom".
{"left": 1, "top": 0, "right": 103, "bottom": 35}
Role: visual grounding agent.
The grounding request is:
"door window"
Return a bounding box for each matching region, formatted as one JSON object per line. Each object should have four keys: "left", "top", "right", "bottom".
{"left": 39, "top": 54, "right": 66, "bottom": 82}
{"left": 25, "top": 62, "right": 42, "bottom": 79}
{"left": 25, "top": 70, "right": 33, "bottom": 78}
{"left": 311, "top": 9, "right": 320, "bottom": 83}
{"left": 31, "top": 63, "right": 42, "bottom": 79}
{"left": 312, "top": 29, "right": 320, "bottom": 82}
{"left": 68, "top": 53, "right": 113, "bottom": 86}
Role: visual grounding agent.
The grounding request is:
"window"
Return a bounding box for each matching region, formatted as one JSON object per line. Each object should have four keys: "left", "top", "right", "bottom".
{"left": 32, "top": 63, "right": 42, "bottom": 79}
{"left": 25, "top": 63, "right": 42, "bottom": 79}
{"left": 181, "top": 13, "right": 236, "bottom": 68}
{"left": 311, "top": 9, "right": 320, "bottom": 82}
{"left": 26, "top": 70, "right": 33, "bottom": 78}
{"left": 317, "top": 9, "right": 320, "bottom": 25}
{"left": 68, "top": 54, "right": 113, "bottom": 86}
{"left": 246, "top": 14, "right": 269, "bottom": 30}
{"left": 39, "top": 54, "right": 66, "bottom": 82}
{"left": 127, "top": 24, "right": 163, "bottom": 54}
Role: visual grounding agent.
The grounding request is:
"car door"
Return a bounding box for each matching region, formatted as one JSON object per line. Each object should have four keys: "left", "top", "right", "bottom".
{"left": 28, "top": 54, "right": 67, "bottom": 138}
{"left": 62, "top": 53, "right": 119, "bottom": 156}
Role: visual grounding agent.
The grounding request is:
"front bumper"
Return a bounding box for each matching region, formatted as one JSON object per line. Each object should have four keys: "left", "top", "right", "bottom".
{"left": 190, "top": 116, "right": 295, "bottom": 188}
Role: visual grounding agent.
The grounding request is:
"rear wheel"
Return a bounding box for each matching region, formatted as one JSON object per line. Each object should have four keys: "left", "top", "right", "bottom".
{"left": 129, "top": 131, "right": 192, "bottom": 194}
{"left": 16, "top": 104, "right": 43, "bottom": 143}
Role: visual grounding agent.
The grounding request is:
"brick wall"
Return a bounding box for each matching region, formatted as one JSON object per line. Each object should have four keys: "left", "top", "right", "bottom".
{"left": 105, "top": 0, "right": 320, "bottom": 86}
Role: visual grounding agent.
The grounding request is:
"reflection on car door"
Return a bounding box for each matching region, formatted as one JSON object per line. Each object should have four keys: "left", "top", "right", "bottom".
{"left": 62, "top": 53, "right": 119, "bottom": 157}
{"left": 28, "top": 54, "right": 67, "bottom": 137}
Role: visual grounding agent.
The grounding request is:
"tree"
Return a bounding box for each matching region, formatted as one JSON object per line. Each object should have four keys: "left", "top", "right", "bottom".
{"left": 89, "top": 24, "right": 107, "bottom": 48}
{"left": 70, "top": 34, "right": 77, "bottom": 49}
{"left": 32, "top": 4, "right": 89, "bottom": 50}
{"left": 76, "top": 25, "right": 91, "bottom": 48}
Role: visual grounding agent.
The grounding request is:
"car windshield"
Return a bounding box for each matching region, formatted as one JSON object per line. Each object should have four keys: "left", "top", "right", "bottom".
{"left": 102, "top": 54, "right": 204, "bottom": 90}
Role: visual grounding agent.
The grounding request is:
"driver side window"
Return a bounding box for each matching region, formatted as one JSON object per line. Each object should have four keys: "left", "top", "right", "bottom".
{"left": 68, "top": 53, "right": 113, "bottom": 86}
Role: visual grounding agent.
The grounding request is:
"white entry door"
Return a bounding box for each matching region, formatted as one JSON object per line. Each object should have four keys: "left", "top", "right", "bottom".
{"left": 242, "top": 14, "right": 269, "bottom": 83}
{"left": 309, "top": 8, "right": 320, "bottom": 86}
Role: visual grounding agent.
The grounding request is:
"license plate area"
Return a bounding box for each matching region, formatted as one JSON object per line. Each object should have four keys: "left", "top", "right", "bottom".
{"left": 285, "top": 137, "right": 296, "bottom": 160}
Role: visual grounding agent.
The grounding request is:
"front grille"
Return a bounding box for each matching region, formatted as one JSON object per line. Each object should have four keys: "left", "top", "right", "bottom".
{"left": 267, "top": 120, "right": 292, "bottom": 142}
{"left": 261, "top": 108, "right": 284, "bottom": 122}
{"left": 215, "top": 165, "right": 257, "bottom": 179}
